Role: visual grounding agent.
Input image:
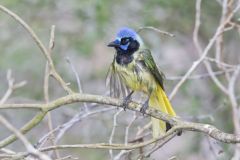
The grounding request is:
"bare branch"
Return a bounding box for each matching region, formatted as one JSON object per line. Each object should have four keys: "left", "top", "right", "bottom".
{"left": 40, "top": 127, "right": 177, "bottom": 152}
{"left": 0, "top": 5, "right": 73, "bottom": 94}
{"left": 0, "top": 111, "right": 47, "bottom": 148}
{"left": 36, "top": 107, "right": 114, "bottom": 149}
{"left": 109, "top": 109, "right": 123, "bottom": 159}
{"left": 137, "top": 26, "right": 175, "bottom": 37}
{"left": 0, "top": 70, "right": 27, "bottom": 104}
{"left": 193, "top": 0, "right": 228, "bottom": 94}
{"left": 204, "top": 57, "right": 237, "bottom": 68}
{"left": 169, "top": 2, "right": 240, "bottom": 99}
{"left": 0, "top": 3, "right": 239, "bottom": 159}
{"left": 66, "top": 57, "right": 88, "bottom": 112}
{"left": 44, "top": 25, "right": 61, "bottom": 159}
{"left": 228, "top": 66, "right": 240, "bottom": 159}
{"left": 143, "top": 132, "right": 177, "bottom": 158}
{"left": 215, "top": 0, "right": 228, "bottom": 66}
{"left": 0, "top": 115, "right": 51, "bottom": 160}
{"left": 125, "top": 112, "right": 137, "bottom": 145}
{"left": 166, "top": 68, "right": 234, "bottom": 80}
{"left": 1, "top": 93, "right": 240, "bottom": 148}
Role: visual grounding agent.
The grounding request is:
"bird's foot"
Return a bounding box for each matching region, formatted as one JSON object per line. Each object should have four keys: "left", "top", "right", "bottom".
{"left": 122, "top": 96, "right": 132, "bottom": 111}
{"left": 140, "top": 101, "right": 149, "bottom": 115}
{"left": 121, "top": 91, "right": 134, "bottom": 111}
{"left": 166, "top": 123, "right": 182, "bottom": 136}
{"left": 177, "top": 130, "right": 182, "bottom": 136}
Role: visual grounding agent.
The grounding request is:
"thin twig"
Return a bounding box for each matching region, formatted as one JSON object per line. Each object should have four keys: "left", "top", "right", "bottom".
{"left": 169, "top": 2, "right": 240, "bottom": 99}
{"left": 137, "top": 26, "right": 175, "bottom": 37}
{"left": 8, "top": 128, "right": 178, "bottom": 159}
{"left": 125, "top": 112, "right": 137, "bottom": 145}
{"left": 228, "top": 67, "right": 240, "bottom": 132}
{"left": 66, "top": 57, "right": 88, "bottom": 112}
{"left": 143, "top": 132, "right": 177, "bottom": 157}
{"left": 193, "top": 0, "right": 228, "bottom": 95}
{"left": 36, "top": 107, "right": 114, "bottom": 149}
{"left": 114, "top": 112, "right": 138, "bottom": 160}
{"left": 55, "top": 155, "right": 79, "bottom": 160}
{"left": 0, "top": 5, "right": 73, "bottom": 94}
{"left": 204, "top": 57, "right": 237, "bottom": 68}
{"left": 0, "top": 111, "right": 47, "bottom": 148}
{"left": 41, "top": 127, "right": 178, "bottom": 152}
{"left": 228, "top": 66, "right": 240, "bottom": 160}
{"left": 166, "top": 68, "right": 235, "bottom": 80}
{"left": 0, "top": 115, "right": 51, "bottom": 160}
{"left": 215, "top": 0, "right": 228, "bottom": 67}
{"left": 44, "top": 25, "right": 61, "bottom": 159}
{"left": 54, "top": 107, "right": 114, "bottom": 143}
{"left": 109, "top": 109, "right": 123, "bottom": 159}
{"left": 0, "top": 70, "right": 27, "bottom": 104}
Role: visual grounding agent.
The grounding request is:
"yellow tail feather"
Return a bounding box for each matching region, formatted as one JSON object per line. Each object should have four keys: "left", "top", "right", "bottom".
{"left": 149, "top": 84, "right": 176, "bottom": 138}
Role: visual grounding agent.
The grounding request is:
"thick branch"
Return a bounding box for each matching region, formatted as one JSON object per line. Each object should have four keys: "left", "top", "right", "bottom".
{"left": 0, "top": 93, "right": 240, "bottom": 148}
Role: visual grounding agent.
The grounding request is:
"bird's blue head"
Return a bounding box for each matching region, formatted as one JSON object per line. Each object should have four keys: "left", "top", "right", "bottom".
{"left": 108, "top": 27, "right": 142, "bottom": 54}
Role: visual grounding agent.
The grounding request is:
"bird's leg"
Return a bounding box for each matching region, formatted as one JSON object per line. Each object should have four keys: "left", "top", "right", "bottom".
{"left": 140, "top": 96, "right": 150, "bottom": 115}
{"left": 122, "top": 91, "right": 134, "bottom": 110}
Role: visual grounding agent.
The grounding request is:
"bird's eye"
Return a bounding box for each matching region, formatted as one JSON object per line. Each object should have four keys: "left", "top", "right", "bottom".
{"left": 121, "top": 38, "right": 130, "bottom": 45}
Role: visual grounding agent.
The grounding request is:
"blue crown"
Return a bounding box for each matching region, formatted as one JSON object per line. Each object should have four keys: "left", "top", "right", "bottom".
{"left": 116, "top": 27, "right": 137, "bottom": 40}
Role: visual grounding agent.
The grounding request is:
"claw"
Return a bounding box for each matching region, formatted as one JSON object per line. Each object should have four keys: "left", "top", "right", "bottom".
{"left": 122, "top": 97, "right": 131, "bottom": 111}
{"left": 166, "top": 123, "right": 182, "bottom": 136}
{"left": 121, "top": 91, "right": 134, "bottom": 111}
{"left": 140, "top": 100, "right": 149, "bottom": 115}
{"left": 177, "top": 130, "right": 182, "bottom": 136}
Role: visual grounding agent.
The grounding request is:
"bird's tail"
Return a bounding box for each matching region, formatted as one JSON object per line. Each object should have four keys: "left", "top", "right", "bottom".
{"left": 149, "top": 84, "right": 176, "bottom": 138}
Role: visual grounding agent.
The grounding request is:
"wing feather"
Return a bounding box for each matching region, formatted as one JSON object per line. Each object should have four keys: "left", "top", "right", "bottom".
{"left": 106, "top": 60, "right": 130, "bottom": 98}
{"left": 139, "top": 49, "right": 165, "bottom": 90}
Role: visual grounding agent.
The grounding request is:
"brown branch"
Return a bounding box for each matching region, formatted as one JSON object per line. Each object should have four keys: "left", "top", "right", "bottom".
{"left": 1, "top": 93, "right": 240, "bottom": 148}
{"left": 143, "top": 132, "right": 178, "bottom": 158}
{"left": 193, "top": 0, "right": 228, "bottom": 95}
{"left": 36, "top": 107, "right": 114, "bottom": 149}
{"left": 0, "top": 5, "right": 73, "bottom": 95}
{"left": 44, "top": 25, "right": 61, "bottom": 159}
{"left": 167, "top": 68, "right": 235, "bottom": 80}
{"left": 169, "top": 2, "right": 240, "bottom": 99}
{"left": 0, "top": 3, "right": 239, "bottom": 158}
{"left": 40, "top": 127, "right": 177, "bottom": 152}
{"left": 0, "top": 111, "right": 47, "bottom": 148}
{"left": 228, "top": 66, "right": 240, "bottom": 134}
{"left": 6, "top": 127, "right": 177, "bottom": 159}
{"left": 65, "top": 57, "right": 88, "bottom": 112}
{"left": 0, "top": 70, "right": 27, "bottom": 104}
{"left": 137, "top": 26, "right": 175, "bottom": 37}
{"left": 228, "top": 66, "right": 240, "bottom": 159}
{"left": 192, "top": 0, "right": 240, "bottom": 158}
{"left": 215, "top": 0, "right": 228, "bottom": 66}
{"left": 0, "top": 115, "right": 51, "bottom": 160}
{"left": 109, "top": 109, "right": 123, "bottom": 158}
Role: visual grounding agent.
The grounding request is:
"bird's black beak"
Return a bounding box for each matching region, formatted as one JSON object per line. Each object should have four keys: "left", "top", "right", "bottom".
{"left": 107, "top": 40, "right": 120, "bottom": 47}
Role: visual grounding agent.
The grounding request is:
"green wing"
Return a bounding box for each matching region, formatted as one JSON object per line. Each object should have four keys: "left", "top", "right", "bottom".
{"left": 140, "top": 49, "right": 165, "bottom": 90}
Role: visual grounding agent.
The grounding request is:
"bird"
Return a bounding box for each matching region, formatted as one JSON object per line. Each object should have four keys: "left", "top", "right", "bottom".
{"left": 107, "top": 27, "right": 177, "bottom": 138}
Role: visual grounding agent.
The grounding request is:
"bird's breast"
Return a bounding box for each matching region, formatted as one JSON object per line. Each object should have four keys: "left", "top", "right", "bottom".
{"left": 114, "top": 59, "right": 157, "bottom": 94}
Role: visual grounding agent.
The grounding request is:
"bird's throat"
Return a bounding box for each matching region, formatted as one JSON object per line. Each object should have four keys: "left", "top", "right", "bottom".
{"left": 116, "top": 53, "right": 133, "bottom": 65}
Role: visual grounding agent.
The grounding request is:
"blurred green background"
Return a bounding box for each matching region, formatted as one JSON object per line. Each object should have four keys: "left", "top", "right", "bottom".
{"left": 0, "top": 0, "right": 239, "bottom": 159}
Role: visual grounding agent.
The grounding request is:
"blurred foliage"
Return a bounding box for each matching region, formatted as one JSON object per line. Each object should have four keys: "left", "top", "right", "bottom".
{"left": 0, "top": 0, "right": 239, "bottom": 160}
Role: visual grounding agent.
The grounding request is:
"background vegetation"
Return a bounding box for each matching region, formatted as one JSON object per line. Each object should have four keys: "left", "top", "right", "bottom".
{"left": 0, "top": 0, "right": 239, "bottom": 160}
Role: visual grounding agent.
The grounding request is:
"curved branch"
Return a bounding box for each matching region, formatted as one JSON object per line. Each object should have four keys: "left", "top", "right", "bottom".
{"left": 169, "top": 2, "right": 240, "bottom": 100}
{"left": 0, "top": 5, "right": 73, "bottom": 94}
{"left": 0, "top": 93, "right": 240, "bottom": 148}
{"left": 0, "top": 112, "right": 47, "bottom": 148}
